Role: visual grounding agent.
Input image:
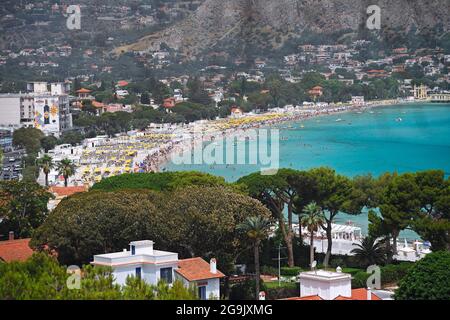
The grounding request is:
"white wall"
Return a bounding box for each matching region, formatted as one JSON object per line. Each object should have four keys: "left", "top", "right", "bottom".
{"left": 0, "top": 97, "right": 21, "bottom": 126}
{"left": 175, "top": 274, "right": 221, "bottom": 300}
{"left": 113, "top": 265, "right": 138, "bottom": 286}
{"left": 112, "top": 262, "right": 178, "bottom": 287}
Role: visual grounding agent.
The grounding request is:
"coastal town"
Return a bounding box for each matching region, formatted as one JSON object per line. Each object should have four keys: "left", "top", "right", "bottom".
{"left": 1, "top": 0, "right": 450, "bottom": 305}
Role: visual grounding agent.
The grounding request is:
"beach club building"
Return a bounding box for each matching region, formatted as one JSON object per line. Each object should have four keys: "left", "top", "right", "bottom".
{"left": 91, "top": 240, "right": 225, "bottom": 300}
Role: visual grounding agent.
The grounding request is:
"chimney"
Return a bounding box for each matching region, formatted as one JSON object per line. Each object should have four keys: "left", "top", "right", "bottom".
{"left": 367, "top": 287, "right": 372, "bottom": 301}
{"left": 8, "top": 231, "right": 14, "bottom": 241}
{"left": 210, "top": 258, "right": 217, "bottom": 274}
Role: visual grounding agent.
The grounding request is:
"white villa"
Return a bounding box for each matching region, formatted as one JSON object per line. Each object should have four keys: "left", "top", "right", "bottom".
{"left": 285, "top": 268, "right": 382, "bottom": 300}
{"left": 91, "top": 240, "right": 225, "bottom": 300}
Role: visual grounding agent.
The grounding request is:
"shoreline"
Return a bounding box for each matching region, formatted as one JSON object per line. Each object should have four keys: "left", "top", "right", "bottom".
{"left": 153, "top": 99, "right": 411, "bottom": 172}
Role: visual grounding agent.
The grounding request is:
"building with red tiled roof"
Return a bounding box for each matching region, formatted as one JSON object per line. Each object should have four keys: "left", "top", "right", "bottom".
{"left": 163, "top": 97, "right": 176, "bottom": 109}
{"left": 281, "top": 269, "right": 383, "bottom": 301}
{"left": 50, "top": 186, "right": 87, "bottom": 197}
{"left": 0, "top": 234, "right": 33, "bottom": 263}
{"left": 48, "top": 186, "right": 87, "bottom": 211}
{"left": 92, "top": 240, "right": 224, "bottom": 300}
{"left": 76, "top": 88, "right": 93, "bottom": 99}
{"left": 308, "top": 85, "right": 323, "bottom": 98}
{"left": 284, "top": 288, "right": 381, "bottom": 301}
{"left": 176, "top": 257, "right": 225, "bottom": 281}
{"left": 117, "top": 80, "right": 129, "bottom": 87}
{"left": 175, "top": 257, "right": 225, "bottom": 300}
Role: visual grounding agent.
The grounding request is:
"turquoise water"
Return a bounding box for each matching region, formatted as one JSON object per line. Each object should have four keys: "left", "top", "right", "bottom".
{"left": 166, "top": 103, "right": 450, "bottom": 237}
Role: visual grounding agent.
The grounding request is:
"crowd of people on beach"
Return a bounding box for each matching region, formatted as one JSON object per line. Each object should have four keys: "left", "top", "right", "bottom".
{"left": 51, "top": 99, "right": 403, "bottom": 185}
{"left": 141, "top": 99, "right": 401, "bottom": 172}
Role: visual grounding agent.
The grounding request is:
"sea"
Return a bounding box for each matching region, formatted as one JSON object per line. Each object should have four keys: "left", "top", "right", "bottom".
{"left": 165, "top": 103, "right": 450, "bottom": 238}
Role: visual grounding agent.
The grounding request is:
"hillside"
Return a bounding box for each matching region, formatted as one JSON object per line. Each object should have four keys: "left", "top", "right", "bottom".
{"left": 114, "top": 0, "right": 450, "bottom": 58}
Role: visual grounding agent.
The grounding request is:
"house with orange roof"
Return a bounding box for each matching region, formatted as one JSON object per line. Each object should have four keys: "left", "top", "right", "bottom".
{"left": 230, "top": 107, "right": 244, "bottom": 119}
{"left": 117, "top": 80, "right": 129, "bottom": 87}
{"left": 0, "top": 232, "right": 34, "bottom": 263}
{"left": 176, "top": 257, "right": 225, "bottom": 299}
{"left": 91, "top": 100, "right": 107, "bottom": 114}
{"left": 92, "top": 240, "right": 225, "bottom": 300}
{"left": 367, "top": 69, "right": 388, "bottom": 79}
{"left": 163, "top": 97, "right": 176, "bottom": 110}
{"left": 48, "top": 186, "right": 87, "bottom": 211}
{"left": 76, "top": 88, "right": 93, "bottom": 99}
{"left": 308, "top": 85, "right": 323, "bottom": 98}
{"left": 282, "top": 269, "right": 382, "bottom": 301}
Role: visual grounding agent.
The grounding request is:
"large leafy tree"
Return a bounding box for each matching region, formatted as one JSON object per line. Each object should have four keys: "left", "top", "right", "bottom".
{"left": 0, "top": 181, "right": 52, "bottom": 238}
{"left": 12, "top": 127, "right": 44, "bottom": 155}
{"left": 395, "top": 251, "right": 450, "bottom": 300}
{"left": 307, "top": 167, "right": 365, "bottom": 267}
{"left": 412, "top": 170, "right": 450, "bottom": 251}
{"left": 375, "top": 173, "right": 421, "bottom": 255}
{"left": 40, "top": 136, "right": 58, "bottom": 153}
{"left": 91, "top": 171, "right": 229, "bottom": 192}
{"left": 186, "top": 77, "right": 211, "bottom": 106}
{"left": 238, "top": 216, "right": 272, "bottom": 300}
{"left": 31, "top": 190, "right": 160, "bottom": 265}
{"left": 154, "top": 186, "right": 271, "bottom": 275}
{"left": 31, "top": 186, "right": 270, "bottom": 274}
{"left": 237, "top": 169, "right": 300, "bottom": 267}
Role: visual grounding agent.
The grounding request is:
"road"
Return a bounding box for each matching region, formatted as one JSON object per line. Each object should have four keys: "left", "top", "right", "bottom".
{"left": 1, "top": 149, "right": 25, "bottom": 181}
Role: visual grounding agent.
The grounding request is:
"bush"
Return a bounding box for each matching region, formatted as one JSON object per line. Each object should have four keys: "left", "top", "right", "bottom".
{"left": 342, "top": 267, "right": 364, "bottom": 276}
{"left": 381, "top": 263, "right": 413, "bottom": 285}
{"left": 91, "top": 171, "right": 228, "bottom": 192}
{"left": 352, "top": 271, "right": 370, "bottom": 289}
{"left": 330, "top": 257, "right": 346, "bottom": 268}
{"left": 280, "top": 267, "right": 303, "bottom": 277}
{"left": 229, "top": 279, "right": 266, "bottom": 300}
{"left": 265, "top": 282, "right": 299, "bottom": 300}
{"left": 395, "top": 251, "right": 450, "bottom": 300}
{"left": 260, "top": 266, "right": 278, "bottom": 276}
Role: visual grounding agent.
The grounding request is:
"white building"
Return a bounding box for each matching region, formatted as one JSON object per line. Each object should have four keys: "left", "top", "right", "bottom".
{"left": 91, "top": 240, "right": 225, "bottom": 300}
{"left": 285, "top": 268, "right": 382, "bottom": 300}
{"left": 0, "top": 81, "right": 72, "bottom": 136}
{"left": 351, "top": 96, "right": 365, "bottom": 106}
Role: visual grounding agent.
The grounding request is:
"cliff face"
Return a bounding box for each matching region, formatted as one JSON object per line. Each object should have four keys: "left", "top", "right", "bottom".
{"left": 114, "top": 0, "right": 450, "bottom": 56}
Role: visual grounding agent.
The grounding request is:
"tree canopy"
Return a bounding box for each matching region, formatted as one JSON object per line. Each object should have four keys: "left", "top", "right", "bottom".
{"left": 0, "top": 181, "right": 53, "bottom": 239}
{"left": 91, "top": 171, "right": 229, "bottom": 192}
{"left": 395, "top": 251, "right": 450, "bottom": 300}
{"left": 31, "top": 186, "right": 271, "bottom": 276}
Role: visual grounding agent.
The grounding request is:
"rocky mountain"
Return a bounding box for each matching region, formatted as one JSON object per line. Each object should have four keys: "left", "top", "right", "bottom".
{"left": 114, "top": 0, "right": 450, "bottom": 58}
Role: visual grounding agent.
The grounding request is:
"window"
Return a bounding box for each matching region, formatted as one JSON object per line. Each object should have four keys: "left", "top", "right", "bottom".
{"left": 135, "top": 267, "right": 141, "bottom": 279}
{"left": 131, "top": 245, "right": 135, "bottom": 255}
{"left": 160, "top": 267, "right": 173, "bottom": 284}
{"left": 198, "top": 286, "right": 207, "bottom": 300}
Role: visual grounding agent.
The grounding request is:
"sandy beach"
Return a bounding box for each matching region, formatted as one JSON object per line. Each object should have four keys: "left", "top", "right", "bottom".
{"left": 152, "top": 99, "right": 405, "bottom": 172}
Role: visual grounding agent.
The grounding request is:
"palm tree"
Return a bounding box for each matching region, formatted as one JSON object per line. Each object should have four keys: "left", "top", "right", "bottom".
{"left": 238, "top": 216, "right": 272, "bottom": 300}
{"left": 300, "top": 202, "right": 325, "bottom": 270}
{"left": 57, "top": 158, "right": 76, "bottom": 187}
{"left": 38, "top": 155, "right": 54, "bottom": 186}
{"left": 351, "top": 236, "right": 387, "bottom": 268}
